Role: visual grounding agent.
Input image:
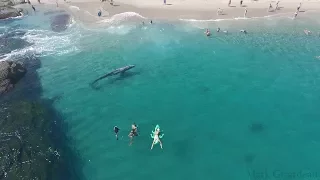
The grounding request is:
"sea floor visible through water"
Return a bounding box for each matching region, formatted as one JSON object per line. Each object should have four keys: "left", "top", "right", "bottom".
{"left": 1, "top": 7, "right": 320, "bottom": 180}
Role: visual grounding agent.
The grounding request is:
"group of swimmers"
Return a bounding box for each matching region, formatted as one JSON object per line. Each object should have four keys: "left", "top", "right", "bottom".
{"left": 204, "top": 28, "right": 246, "bottom": 36}
{"left": 113, "top": 123, "right": 163, "bottom": 150}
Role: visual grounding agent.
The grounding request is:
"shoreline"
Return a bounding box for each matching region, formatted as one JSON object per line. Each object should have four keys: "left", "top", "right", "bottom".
{"left": 18, "top": 0, "right": 320, "bottom": 25}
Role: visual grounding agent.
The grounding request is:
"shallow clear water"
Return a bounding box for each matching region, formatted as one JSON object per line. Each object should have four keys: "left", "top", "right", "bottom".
{"left": 1, "top": 8, "right": 320, "bottom": 180}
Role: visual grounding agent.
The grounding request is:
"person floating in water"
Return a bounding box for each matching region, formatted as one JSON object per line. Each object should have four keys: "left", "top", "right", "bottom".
{"left": 205, "top": 29, "right": 211, "bottom": 36}
{"left": 150, "top": 127, "right": 163, "bottom": 150}
{"left": 304, "top": 29, "right": 311, "bottom": 36}
{"left": 128, "top": 123, "right": 138, "bottom": 145}
{"left": 98, "top": 9, "right": 102, "bottom": 17}
{"left": 294, "top": 11, "right": 298, "bottom": 19}
{"left": 240, "top": 29, "right": 247, "bottom": 34}
{"left": 114, "top": 126, "right": 120, "bottom": 140}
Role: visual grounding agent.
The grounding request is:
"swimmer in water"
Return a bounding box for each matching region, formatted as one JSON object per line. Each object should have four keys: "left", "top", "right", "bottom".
{"left": 304, "top": 29, "right": 311, "bottom": 35}
{"left": 240, "top": 29, "right": 247, "bottom": 34}
{"left": 150, "top": 127, "right": 163, "bottom": 150}
{"left": 294, "top": 11, "right": 298, "bottom": 18}
{"left": 114, "top": 126, "right": 120, "bottom": 140}
{"left": 204, "top": 29, "right": 211, "bottom": 36}
{"left": 150, "top": 20, "right": 153, "bottom": 24}
{"left": 217, "top": 27, "right": 221, "bottom": 32}
{"left": 128, "top": 123, "right": 138, "bottom": 145}
{"left": 32, "top": 5, "right": 35, "bottom": 12}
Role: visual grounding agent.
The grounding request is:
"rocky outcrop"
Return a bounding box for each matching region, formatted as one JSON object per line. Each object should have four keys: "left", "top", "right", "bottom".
{"left": 0, "top": 6, "right": 23, "bottom": 19}
{"left": 0, "top": 0, "right": 24, "bottom": 20}
{"left": 0, "top": 61, "right": 27, "bottom": 95}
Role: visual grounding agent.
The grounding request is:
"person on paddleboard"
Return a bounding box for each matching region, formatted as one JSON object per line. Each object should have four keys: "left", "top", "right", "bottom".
{"left": 151, "top": 127, "right": 163, "bottom": 150}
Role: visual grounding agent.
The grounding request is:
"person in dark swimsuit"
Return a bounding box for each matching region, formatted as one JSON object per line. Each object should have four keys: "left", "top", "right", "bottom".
{"left": 128, "top": 123, "right": 138, "bottom": 145}
{"left": 114, "top": 126, "right": 120, "bottom": 140}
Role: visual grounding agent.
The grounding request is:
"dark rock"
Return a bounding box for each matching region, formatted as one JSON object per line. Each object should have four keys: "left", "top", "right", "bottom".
{"left": 0, "top": 60, "right": 27, "bottom": 95}
{"left": 244, "top": 153, "right": 256, "bottom": 164}
{"left": 0, "top": 101, "right": 62, "bottom": 180}
{"left": 0, "top": 0, "right": 14, "bottom": 7}
{"left": 249, "top": 122, "right": 264, "bottom": 133}
{"left": 50, "top": 13, "right": 71, "bottom": 32}
{"left": 0, "top": 6, "right": 23, "bottom": 20}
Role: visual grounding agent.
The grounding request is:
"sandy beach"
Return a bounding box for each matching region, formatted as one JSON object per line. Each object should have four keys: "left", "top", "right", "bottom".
{"left": 21, "top": 0, "right": 320, "bottom": 24}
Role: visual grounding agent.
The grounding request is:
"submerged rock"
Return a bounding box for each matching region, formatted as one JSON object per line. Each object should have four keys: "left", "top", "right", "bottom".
{"left": 0, "top": 6, "right": 23, "bottom": 20}
{"left": 50, "top": 13, "right": 71, "bottom": 32}
{"left": 0, "top": 101, "right": 62, "bottom": 180}
{"left": 0, "top": 60, "right": 27, "bottom": 95}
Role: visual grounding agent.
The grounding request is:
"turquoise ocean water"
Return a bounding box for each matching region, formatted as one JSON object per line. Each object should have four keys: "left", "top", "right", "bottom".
{"left": 1, "top": 7, "right": 320, "bottom": 180}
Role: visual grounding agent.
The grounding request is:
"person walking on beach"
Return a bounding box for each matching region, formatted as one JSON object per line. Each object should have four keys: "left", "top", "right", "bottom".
{"left": 98, "top": 9, "right": 102, "bottom": 17}
{"left": 27, "top": 0, "right": 31, "bottom": 4}
{"left": 240, "top": 0, "right": 243, "bottom": 7}
{"left": 114, "top": 126, "right": 120, "bottom": 140}
{"left": 297, "top": 3, "right": 301, "bottom": 12}
{"left": 268, "top": 3, "right": 273, "bottom": 12}
{"left": 275, "top": 1, "right": 279, "bottom": 10}
{"left": 128, "top": 123, "right": 138, "bottom": 145}
{"left": 228, "top": 0, "right": 231, "bottom": 7}
{"left": 244, "top": 8, "right": 247, "bottom": 17}
{"left": 31, "top": 5, "right": 35, "bottom": 12}
{"left": 163, "top": 0, "right": 166, "bottom": 5}
{"left": 38, "top": 0, "right": 40, "bottom": 3}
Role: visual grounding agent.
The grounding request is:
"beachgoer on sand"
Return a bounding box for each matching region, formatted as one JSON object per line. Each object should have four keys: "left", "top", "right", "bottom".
{"left": 276, "top": 1, "right": 279, "bottom": 10}
{"left": 244, "top": 8, "right": 247, "bottom": 17}
{"left": 268, "top": 3, "right": 272, "bottom": 12}
{"left": 32, "top": 5, "right": 35, "bottom": 11}
{"left": 240, "top": 0, "right": 243, "bottom": 6}
{"left": 228, "top": 0, "right": 231, "bottom": 6}
{"left": 98, "top": 9, "right": 102, "bottom": 17}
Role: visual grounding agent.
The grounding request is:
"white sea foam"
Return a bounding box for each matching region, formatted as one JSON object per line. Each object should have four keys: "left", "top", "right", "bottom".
{"left": 69, "top": 5, "right": 80, "bottom": 11}
{"left": 1, "top": 28, "right": 80, "bottom": 61}
{"left": 97, "top": 12, "right": 146, "bottom": 25}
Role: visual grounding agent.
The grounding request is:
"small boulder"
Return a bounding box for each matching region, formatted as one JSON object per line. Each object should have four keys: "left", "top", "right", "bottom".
{"left": 0, "top": 6, "right": 23, "bottom": 19}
